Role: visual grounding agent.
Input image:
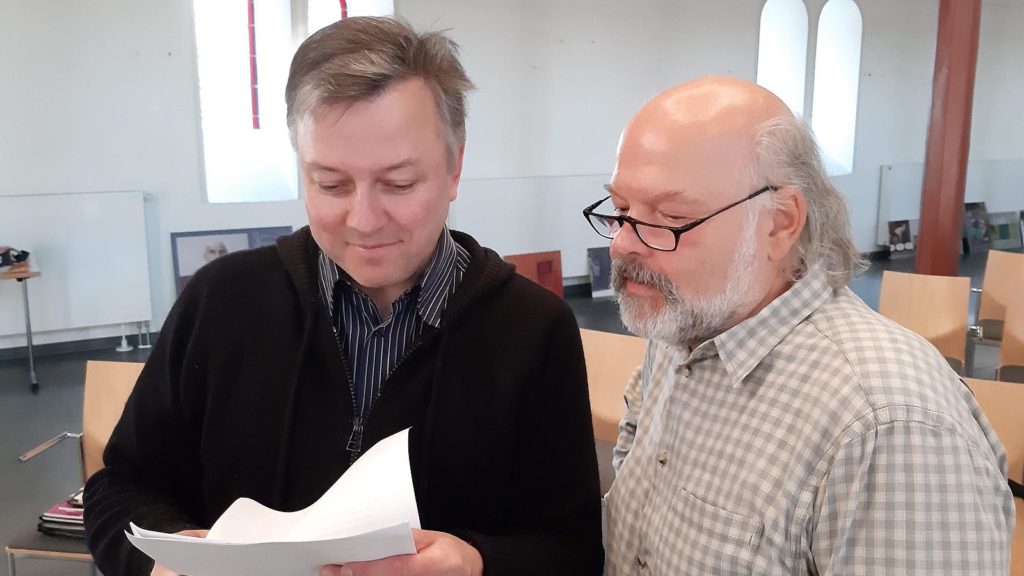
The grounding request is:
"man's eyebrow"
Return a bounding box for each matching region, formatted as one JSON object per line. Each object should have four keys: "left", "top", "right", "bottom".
{"left": 604, "top": 184, "right": 692, "bottom": 204}
{"left": 382, "top": 159, "right": 417, "bottom": 172}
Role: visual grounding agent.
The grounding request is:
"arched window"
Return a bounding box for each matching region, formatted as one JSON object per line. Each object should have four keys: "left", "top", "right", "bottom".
{"left": 756, "top": 0, "right": 809, "bottom": 117}
{"left": 810, "top": 0, "right": 863, "bottom": 176}
{"left": 308, "top": 0, "right": 393, "bottom": 35}
{"left": 192, "top": 0, "right": 394, "bottom": 204}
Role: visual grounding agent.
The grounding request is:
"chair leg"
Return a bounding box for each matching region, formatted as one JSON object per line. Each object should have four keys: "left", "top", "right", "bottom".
{"left": 7, "top": 551, "right": 16, "bottom": 576}
{"left": 965, "top": 339, "right": 976, "bottom": 377}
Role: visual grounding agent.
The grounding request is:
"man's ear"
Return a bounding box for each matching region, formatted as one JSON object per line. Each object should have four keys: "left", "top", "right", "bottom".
{"left": 766, "top": 186, "right": 807, "bottom": 263}
{"left": 448, "top": 145, "right": 466, "bottom": 202}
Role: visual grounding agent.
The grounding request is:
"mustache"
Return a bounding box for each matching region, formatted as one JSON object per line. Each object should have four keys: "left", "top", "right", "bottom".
{"left": 611, "top": 256, "right": 679, "bottom": 301}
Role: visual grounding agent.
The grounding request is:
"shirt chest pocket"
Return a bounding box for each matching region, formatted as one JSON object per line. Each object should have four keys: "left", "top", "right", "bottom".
{"left": 650, "top": 485, "right": 764, "bottom": 576}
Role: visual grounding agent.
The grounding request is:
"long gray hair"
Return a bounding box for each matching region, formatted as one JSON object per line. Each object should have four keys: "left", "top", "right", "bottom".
{"left": 751, "top": 115, "right": 867, "bottom": 289}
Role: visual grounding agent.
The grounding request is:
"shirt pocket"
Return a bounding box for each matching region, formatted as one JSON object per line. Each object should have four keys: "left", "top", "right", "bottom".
{"left": 651, "top": 485, "right": 764, "bottom": 576}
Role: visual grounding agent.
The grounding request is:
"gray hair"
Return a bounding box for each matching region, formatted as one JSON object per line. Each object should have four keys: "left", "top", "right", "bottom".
{"left": 750, "top": 115, "right": 868, "bottom": 290}
{"left": 285, "top": 17, "right": 475, "bottom": 167}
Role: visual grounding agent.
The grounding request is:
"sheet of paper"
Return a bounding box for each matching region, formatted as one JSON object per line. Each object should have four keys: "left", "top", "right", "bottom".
{"left": 126, "top": 428, "right": 420, "bottom": 574}
{"left": 127, "top": 522, "right": 414, "bottom": 576}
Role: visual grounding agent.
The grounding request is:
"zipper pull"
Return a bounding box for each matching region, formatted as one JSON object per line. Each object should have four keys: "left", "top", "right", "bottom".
{"left": 346, "top": 417, "right": 364, "bottom": 454}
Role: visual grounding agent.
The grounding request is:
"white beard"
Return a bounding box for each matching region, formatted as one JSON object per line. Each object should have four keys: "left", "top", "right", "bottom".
{"left": 612, "top": 211, "right": 760, "bottom": 347}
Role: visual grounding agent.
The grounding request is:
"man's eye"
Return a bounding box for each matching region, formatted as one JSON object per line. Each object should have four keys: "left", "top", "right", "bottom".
{"left": 387, "top": 182, "right": 416, "bottom": 191}
{"left": 661, "top": 213, "right": 693, "bottom": 225}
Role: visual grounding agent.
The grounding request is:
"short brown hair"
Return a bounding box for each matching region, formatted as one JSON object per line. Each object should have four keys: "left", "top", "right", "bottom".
{"left": 285, "top": 17, "right": 475, "bottom": 166}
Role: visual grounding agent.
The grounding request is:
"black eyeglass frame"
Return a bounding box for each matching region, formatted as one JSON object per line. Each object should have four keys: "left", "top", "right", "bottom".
{"left": 582, "top": 185, "right": 776, "bottom": 252}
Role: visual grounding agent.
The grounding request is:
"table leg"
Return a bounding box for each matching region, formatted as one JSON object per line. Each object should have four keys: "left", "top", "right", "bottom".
{"left": 19, "top": 278, "right": 38, "bottom": 392}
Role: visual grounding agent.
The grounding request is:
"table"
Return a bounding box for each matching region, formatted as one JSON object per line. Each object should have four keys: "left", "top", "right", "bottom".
{"left": 1, "top": 270, "right": 41, "bottom": 393}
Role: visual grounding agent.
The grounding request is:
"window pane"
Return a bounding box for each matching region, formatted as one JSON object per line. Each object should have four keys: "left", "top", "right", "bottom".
{"left": 811, "top": 0, "right": 863, "bottom": 176}
{"left": 756, "top": 0, "right": 809, "bottom": 116}
{"left": 193, "top": 0, "right": 298, "bottom": 203}
{"left": 308, "top": 0, "right": 394, "bottom": 36}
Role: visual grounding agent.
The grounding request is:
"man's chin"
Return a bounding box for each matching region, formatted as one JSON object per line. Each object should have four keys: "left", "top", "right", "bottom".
{"left": 616, "top": 294, "right": 664, "bottom": 337}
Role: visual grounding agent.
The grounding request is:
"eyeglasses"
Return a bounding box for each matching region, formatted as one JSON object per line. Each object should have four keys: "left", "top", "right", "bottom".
{"left": 582, "top": 185, "right": 775, "bottom": 252}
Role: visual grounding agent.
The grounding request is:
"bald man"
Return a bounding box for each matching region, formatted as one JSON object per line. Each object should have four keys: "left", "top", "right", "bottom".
{"left": 585, "top": 77, "right": 1014, "bottom": 575}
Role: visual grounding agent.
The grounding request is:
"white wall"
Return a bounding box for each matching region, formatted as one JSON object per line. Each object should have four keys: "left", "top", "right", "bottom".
{"left": 400, "top": 0, "right": 763, "bottom": 276}
{"left": 0, "top": 0, "right": 309, "bottom": 346}
{"left": 2, "top": 0, "right": 1021, "bottom": 346}
{"left": 972, "top": 1, "right": 1024, "bottom": 160}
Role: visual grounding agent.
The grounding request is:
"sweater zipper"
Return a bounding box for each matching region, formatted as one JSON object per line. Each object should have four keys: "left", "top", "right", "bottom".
{"left": 345, "top": 334, "right": 431, "bottom": 458}
{"left": 329, "top": 325, "right": 365, "bottom": 458}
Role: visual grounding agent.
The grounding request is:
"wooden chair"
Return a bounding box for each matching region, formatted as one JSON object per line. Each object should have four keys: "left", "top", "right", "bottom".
{"left": 504, "top": 251, "right": 564, "bottom": 298}
{"left": 580, "top": 328, "right": 648, "bottom": 443}
{"left": 580, "top": 328, "right": 647, "bottom": 493}
{"left": 972, "top": 250, "right": 1024, "bottom": 347}
{"left": 965, "top": 377, "right": 1024, "bottom": 576}
{"left": 999, "top": 300, "right": 1024, "bottom": 384}
{"left": 878, "top": 271, "right": 971, "bottom": 374}
{"left": 6, "top": 360, "right": 143, "bottom": 576}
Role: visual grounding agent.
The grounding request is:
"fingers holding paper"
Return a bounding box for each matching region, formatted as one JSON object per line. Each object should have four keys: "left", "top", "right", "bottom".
{"left": 320, "top": 529, "right": 483, "bottom": 576}
{"left": 150, "top": 530, "right": 209, "bottom": 576}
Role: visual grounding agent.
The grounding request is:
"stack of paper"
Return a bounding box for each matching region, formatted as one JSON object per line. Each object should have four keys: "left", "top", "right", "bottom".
{"left": 127, "top": 429, "right": 420, "bottom": 576}
{"left": 39, "top": 487, "right": 85, "bottom": 538}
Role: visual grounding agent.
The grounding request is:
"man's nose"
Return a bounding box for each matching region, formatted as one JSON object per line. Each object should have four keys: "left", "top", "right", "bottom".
{"left": 346, "top": 188, "right": 386, "bottom": 234}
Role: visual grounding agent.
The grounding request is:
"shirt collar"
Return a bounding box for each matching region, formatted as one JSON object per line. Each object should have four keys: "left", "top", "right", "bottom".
{"left": 320, "top": 226, "right": 458, "bottom": 329}
{"left": 703, "top": 266, "right": 833, "bottom": 387}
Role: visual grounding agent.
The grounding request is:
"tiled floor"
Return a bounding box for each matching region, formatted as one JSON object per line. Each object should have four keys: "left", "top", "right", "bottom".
{"left": 0, "top": 251, "right": 1011, "bottom": 575}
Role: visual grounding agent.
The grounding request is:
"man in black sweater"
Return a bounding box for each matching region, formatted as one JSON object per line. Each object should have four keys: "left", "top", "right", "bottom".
{"left": 84, "top": 17, "right": 603, "bottom": 576}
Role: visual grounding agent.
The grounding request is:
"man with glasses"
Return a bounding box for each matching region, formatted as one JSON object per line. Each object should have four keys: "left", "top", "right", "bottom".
{"left": 592, "top": 76, "right": 1013, "bottom": 575}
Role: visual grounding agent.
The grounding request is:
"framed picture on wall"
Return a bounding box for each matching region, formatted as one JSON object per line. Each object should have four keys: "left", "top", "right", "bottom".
{"left": 887, "top": 219, "right": 913, "bottom": 253}
{"left": 171, "top": 226, "right": 293, "bottom": 295}
{"left": 963, "top": 202, "right": 993, "bottom": 254}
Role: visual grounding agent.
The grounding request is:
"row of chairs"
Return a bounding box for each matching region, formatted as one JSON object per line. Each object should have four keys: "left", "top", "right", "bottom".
{"left": 878, "top": 250, "right": 1024, "bottom": 381}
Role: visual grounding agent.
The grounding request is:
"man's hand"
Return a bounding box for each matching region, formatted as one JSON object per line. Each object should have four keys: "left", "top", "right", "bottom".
{"left": 320, "top": 529, "right": 483, "bottom": 576}
{"left": 150, "top": 529, "right": 209, "bottom": 576}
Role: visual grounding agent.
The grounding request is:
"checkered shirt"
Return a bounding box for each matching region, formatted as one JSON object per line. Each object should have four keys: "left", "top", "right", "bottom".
{"left": 604, "top": 267, "right": 1015, "bottom": 575}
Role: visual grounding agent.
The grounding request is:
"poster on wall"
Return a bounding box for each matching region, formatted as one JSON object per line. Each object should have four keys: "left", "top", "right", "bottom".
{"left": 171, "top": 226, "right": 293, "bottom": 295}
{"left": 989, "top": 210, "right": 1023, "bottom": 250}
{"left": 887, "top": 220, "right": 914, "bottom": 253}
{"left": 963, "top": 202, "right": 993, "bottom": 254}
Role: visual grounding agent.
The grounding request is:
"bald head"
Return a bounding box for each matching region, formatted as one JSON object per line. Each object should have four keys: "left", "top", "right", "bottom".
{"left": 615, "top": 77, "right": 794, "bottom": 202}
{"left": 643, "top": 76, "right": 792, "bottom": 127}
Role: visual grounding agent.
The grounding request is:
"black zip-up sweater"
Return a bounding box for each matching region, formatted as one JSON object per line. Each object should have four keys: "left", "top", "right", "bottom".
{"left": 84, "top": 227, "right": 604, "bottom": 575}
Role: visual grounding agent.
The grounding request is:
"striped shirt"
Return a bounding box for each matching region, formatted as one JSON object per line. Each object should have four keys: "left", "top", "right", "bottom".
{"left": 316, "top": 227, "right": 470, "bottom": 451}
{"left": 604, "top": 266, "right": 1014, "bottom": 575}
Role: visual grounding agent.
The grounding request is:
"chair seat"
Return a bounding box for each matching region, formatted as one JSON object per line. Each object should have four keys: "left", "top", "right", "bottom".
{"left": 979, "top": 318, "right": 1005, "bottom": 342}
{"left": 5, "top": 528, "right": 91, "bottom": 561}
{"left": 1000, "top": 365, "right": 1024, "bottom": 385}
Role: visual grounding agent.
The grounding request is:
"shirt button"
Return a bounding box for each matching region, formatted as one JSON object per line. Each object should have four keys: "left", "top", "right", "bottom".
{"left": 683, "top": 365, "right": 693, "bottom": 378}
{"left": 657, "top": 451, "right": 668, "bottom": 466}
{"left": 637, "top": 554, "right": 648, "bottom": 569}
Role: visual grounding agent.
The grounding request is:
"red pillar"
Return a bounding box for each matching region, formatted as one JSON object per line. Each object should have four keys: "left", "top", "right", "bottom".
{"left": 915, "top": 0, "right": 982, "bottom": 276}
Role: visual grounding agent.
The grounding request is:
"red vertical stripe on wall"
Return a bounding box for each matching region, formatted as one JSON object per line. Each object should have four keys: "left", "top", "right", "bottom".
{"left": 248, "top": 0, "right": 261, "bottom": 129}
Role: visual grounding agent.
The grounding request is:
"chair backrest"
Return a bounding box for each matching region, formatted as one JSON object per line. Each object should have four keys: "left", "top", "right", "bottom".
{"left": 580, "top": 328, "right": 647, "bottom": 443}
{"left": 82, "top": 360, "right": 144, "bottom": 481}
{"left": 965, "top": 377, "right": 1024, "bottom": 485}
{"left": 878, "top": 271, "right": 971, "bottom": 365}
{"left": 978, "top": 250, "right": 1024, "bottom": 324}
{"left": 1001, "top": 299, "right": 1024, "bottom": 377}
{"left": 504, "top": 251, "right": 564, "bottom": 298}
